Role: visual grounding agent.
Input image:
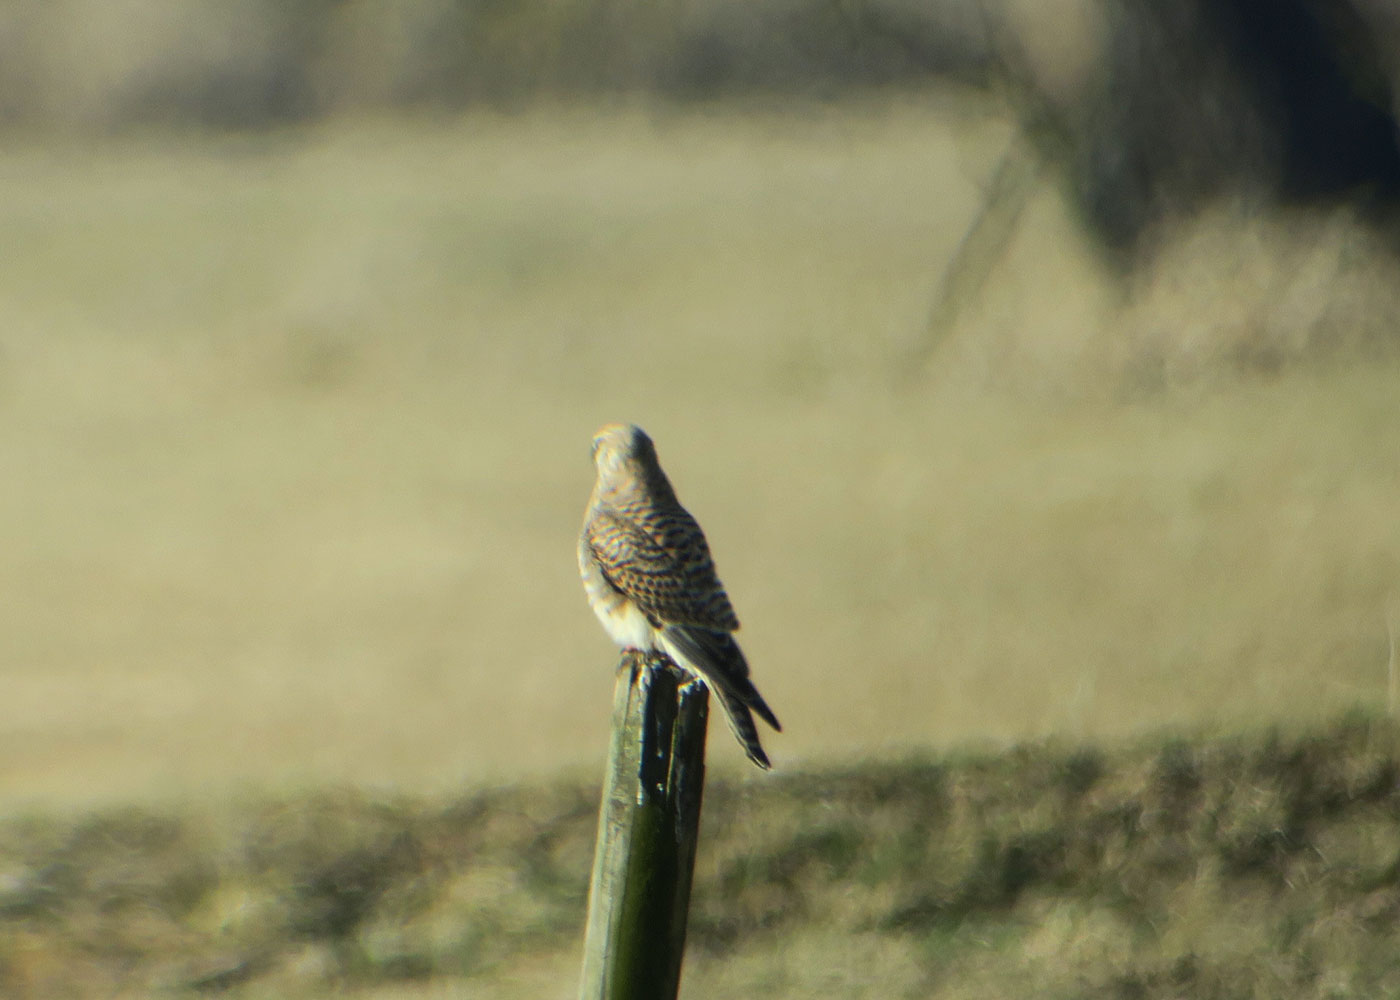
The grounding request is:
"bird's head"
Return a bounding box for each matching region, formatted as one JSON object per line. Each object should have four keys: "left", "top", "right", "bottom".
{"left": 590, "top": 423, "right": 658, "bottom": 487}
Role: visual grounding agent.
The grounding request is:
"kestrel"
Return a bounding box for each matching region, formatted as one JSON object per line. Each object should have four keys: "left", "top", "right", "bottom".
{"left": 579, "top": 423, "right": 781, "bottom": 769}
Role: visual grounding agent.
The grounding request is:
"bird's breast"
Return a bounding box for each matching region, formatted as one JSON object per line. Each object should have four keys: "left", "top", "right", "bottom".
{"left": 592, "top": 596, "right": 658, "bottom": 652}
{"left": 579, "top": 541, "right": 658, "bottom": 652}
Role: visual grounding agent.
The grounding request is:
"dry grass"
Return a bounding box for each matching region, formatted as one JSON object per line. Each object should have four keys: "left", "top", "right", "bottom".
{"left": 1, "top": 99, "right": 1399, "bottom": 811}
{"left": 2, "top": 714, "right": 1398, "bottom": 998}
{"left": 3, "top": 98, "right": 1400, "bottom": 998}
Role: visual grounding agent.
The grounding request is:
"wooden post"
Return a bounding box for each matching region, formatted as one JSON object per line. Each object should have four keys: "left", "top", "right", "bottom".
{"left": 578, "top": 650, "right": 709, "bottom": 1000}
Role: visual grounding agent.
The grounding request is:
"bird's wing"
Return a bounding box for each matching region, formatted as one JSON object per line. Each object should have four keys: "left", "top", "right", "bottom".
{"left": 661, "top": 624, "right": 780, "bottom": 731}
{"left": 585, "top": 505, "right": 739, "bottom": 631}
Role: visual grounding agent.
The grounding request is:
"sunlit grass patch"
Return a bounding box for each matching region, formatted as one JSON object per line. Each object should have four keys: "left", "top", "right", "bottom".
{"left": 0, "top": 104, "right": 1397, "bottom": 808}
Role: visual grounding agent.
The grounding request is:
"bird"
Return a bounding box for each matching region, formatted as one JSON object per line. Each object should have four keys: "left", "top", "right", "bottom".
{"left": 578, "top": 423, "right": 781, "bottom": 769}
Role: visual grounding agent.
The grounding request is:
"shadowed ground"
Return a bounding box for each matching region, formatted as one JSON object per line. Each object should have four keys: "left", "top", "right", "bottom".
{"left": 1, "top": 715, "right": 1397, "bottom": 998}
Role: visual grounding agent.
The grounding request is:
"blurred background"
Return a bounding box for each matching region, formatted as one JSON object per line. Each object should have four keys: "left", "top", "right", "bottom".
{"left": 3, "top": 0, "right": 1400, "bottom": 995}
{"left": 5, "top": 0, "right": 1400, "bottom": 798}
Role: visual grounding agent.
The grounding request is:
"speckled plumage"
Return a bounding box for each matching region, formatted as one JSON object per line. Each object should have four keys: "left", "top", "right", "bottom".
{"left": 579, "top": 423, "right": 780, "bottom": 769}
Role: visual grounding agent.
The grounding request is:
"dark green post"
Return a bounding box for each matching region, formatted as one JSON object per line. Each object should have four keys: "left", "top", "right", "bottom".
{"left": 578, "top": 650, "right": 709, "bottom": 1000}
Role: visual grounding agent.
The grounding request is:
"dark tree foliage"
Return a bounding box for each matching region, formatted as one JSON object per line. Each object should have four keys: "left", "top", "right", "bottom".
{"left": 1065, "top": 0, "right": 1400, "bottom": 250}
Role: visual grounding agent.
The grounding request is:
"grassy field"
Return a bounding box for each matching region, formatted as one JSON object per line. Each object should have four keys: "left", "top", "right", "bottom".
{"left": 3, "top": 714, "right": 1399, "bottom": 998}
{"left": 2, "top": 99, "right": 1400, "bottom": 809}
{"left": 2, "top": 96, "right": 1400, "bottom": 996}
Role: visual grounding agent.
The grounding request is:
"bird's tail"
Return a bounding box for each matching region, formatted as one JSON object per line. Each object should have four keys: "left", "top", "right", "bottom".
{"left": 711, "top": 682, "right": 773, "bottom": 770}
{"left": 660, "top": 625, "right": 781, "bottom": 770}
